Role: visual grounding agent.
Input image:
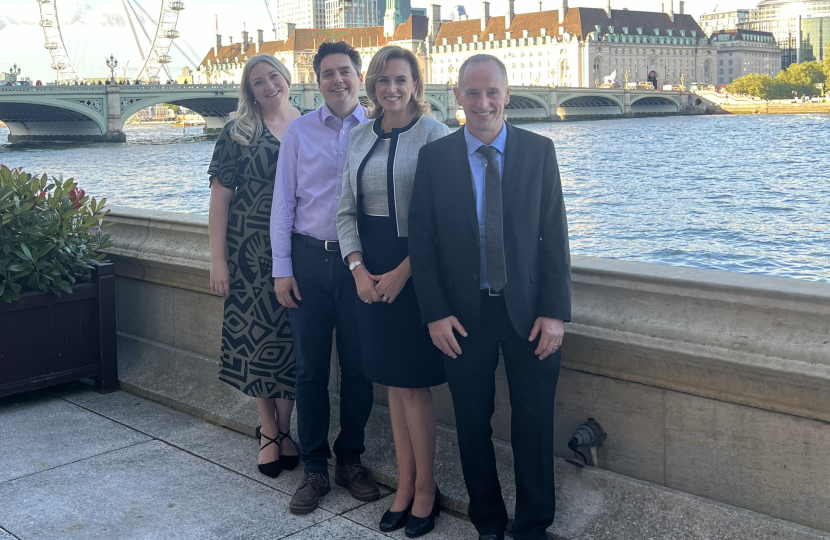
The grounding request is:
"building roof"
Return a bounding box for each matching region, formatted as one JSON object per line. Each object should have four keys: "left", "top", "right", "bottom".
{"left": 393, "top": 14, "right": 429, "bottom": 41}
{"left": 434, "top": 7, "right": 705, "bottom": 44}
{"left": 200, "top": 18, "right": 430, "bottom": 68}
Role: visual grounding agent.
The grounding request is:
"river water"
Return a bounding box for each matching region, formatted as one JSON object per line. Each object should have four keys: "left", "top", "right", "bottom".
{"left": 1, "top": 114, "right": 828, "bottom": 283}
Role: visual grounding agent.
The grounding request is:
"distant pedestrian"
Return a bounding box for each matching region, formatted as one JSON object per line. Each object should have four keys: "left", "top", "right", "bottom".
{"left": 208, "top": 54, "right": 301, "bottom": 480}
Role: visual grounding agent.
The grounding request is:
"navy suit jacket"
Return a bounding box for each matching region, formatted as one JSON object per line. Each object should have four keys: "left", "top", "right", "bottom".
{"left": 408, "top": 122, "right": 572, "bottom": 339}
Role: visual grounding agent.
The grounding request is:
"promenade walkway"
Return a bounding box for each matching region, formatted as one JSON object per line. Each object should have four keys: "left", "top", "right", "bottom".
{"left": 0, "top": 383, "right": 478, "bottom": 540}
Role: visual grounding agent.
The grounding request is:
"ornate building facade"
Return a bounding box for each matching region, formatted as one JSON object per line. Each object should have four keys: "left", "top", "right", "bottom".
{"left": 196, "top": 0, "right": 783, "bottom": 90}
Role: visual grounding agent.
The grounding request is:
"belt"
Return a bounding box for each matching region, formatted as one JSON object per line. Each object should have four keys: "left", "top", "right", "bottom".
{"left": 481, "top": 287, "right": 502, "bottom": 297}
{"left": 292, "top": 232, "right": 340, "bottom": 252}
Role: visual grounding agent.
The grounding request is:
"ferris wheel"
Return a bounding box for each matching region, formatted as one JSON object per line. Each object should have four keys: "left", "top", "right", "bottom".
{"left": 37, "top": 0, "right": 196, "bottom": 84}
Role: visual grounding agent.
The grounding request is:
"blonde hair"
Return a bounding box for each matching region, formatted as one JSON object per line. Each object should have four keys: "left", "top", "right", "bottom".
{"left": 365, "top": 46, "right": 431, "bottom": 120}
{"left": 229, "top": 55, "right": 292, "bottom": 146}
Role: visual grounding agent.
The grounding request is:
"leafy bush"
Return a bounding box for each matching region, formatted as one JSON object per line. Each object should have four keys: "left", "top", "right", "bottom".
{"left": 0, "top": 165, "right": 111, "bottom": 302}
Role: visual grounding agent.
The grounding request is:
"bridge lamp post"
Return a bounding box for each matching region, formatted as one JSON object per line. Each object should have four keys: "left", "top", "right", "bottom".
{"left": 9, "top": 63, "right": 21, "bottom": 83}
{"left": 106, "top": 55, "right": 118, "bottom": 85}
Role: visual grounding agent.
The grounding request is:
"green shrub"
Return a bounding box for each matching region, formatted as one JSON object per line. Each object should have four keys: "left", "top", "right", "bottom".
{"left": 0, "top": 165, "right": 111, "bottom": 303}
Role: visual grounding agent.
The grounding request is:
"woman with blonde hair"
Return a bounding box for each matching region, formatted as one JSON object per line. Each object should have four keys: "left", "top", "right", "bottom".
{"left": 336, "top": 45, "right": 450, "bottom": 537}
{"left": 208, "top": 54, "right": 301, "bottom": 478}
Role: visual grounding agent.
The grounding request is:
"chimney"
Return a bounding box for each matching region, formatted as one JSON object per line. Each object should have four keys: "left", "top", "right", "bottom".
{"left": 257, "top": 29, "right": 264, "bottom": 52}
{"left": 428, "top": 4, "right": 442, "bottom": 41}
{"left": 666, "top": 0, "right": 674, "bottom": 21}
{"left": 505, "top": 0, "right": 514, "bottom": 29}
{"left": 678, "top": 0, "right": 684, "bottom": 14}
{"left": 605, "top": 0, "right": 611, "bottom": 17}
{"left": 228, "top": 36, "right": 233, "bottom": 44}
{"left": 538, "top": 1, "right": 543, "bottom": 11}
{"left": 558, "top": 0, "right": 567, "bottom": 25}
{"left": 481, "top": 2, "right": 490, "bottom": 32}
{"left": 242, "top": 30, "right": 249, "bottom": 52}
{"left": 215, "top": 34, "right": 222, "bottom": 56}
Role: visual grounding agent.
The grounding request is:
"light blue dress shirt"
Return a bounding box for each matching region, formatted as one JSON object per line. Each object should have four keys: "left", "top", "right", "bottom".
{"left": 463, "top": 124, "right": 507, "bottom": 290}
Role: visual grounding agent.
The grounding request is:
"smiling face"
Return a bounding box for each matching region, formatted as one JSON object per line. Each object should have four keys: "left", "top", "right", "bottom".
{"left": 373, "top": 58, "right": 417, "bottom": 116}
{"left": 247, "top": 61, "right": 289, "bottom": 112}
{"left": 318, "top": 53, "right": 363, "bottom": 116}
{"left": 454, "top": 60, "right": 511, "bottom": 144}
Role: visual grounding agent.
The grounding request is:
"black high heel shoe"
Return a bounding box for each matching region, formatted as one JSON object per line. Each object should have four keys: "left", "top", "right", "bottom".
{"left": 277, "top": 430, "right": 300, "bottom": 470}
{"left": 404, "top": 486, "right": 440, "bottom": 538}
{"left": 379, "top": 497, "right": 414, "bottom": 532}
{"left": 255, "top": 426, "right": 282, "bottom": 479}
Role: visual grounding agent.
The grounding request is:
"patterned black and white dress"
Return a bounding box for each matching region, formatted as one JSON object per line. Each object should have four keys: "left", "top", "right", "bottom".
{"left": 208, "top": 121, "right": 295, "bottom": 399}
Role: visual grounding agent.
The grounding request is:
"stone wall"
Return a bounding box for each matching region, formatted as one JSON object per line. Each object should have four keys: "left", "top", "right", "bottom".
{"left": 104, "top": 206, "right": 830, "bottom": 532}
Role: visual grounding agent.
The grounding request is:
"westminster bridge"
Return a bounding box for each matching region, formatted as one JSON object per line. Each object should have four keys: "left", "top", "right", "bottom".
{"left": 0, "top": 83, "right": 701, "bottom": 143}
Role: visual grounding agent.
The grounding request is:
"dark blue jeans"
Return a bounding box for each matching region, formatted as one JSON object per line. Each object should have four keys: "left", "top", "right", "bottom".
{"left": 288, "top": 239, "right": 373, "bottom": 474}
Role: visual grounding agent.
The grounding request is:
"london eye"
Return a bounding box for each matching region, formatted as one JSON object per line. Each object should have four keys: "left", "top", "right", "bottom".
{"left": 36, "top": 0, "right": 200, "bottom": 84}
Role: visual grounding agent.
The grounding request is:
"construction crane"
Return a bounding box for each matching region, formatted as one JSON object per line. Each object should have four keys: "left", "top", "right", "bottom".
{"left": 263, "top": 0, "right": 278, "bottom": 39}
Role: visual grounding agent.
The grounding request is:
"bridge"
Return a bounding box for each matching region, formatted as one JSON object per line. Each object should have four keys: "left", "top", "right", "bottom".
{"left": 0, "top": 83, "right": 701, "bottom": 143}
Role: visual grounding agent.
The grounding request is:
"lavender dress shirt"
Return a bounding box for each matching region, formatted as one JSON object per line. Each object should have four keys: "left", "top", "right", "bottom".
{"left": 271, "top": 103, "right": 368, "bottom": 278}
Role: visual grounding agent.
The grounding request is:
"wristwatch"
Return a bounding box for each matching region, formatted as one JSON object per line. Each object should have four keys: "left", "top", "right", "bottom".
{"left": 348, "top": 260, "right": 364, "bottom": 272}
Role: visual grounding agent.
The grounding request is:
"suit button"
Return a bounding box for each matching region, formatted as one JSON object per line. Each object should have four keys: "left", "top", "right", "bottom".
{"left": 472, "top": 274, "right": 478, "bottom": 281}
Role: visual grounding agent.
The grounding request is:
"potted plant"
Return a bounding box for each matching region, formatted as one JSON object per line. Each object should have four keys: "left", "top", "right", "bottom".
{"left": 0, "top": 165, "right": 118, "bottom": 396}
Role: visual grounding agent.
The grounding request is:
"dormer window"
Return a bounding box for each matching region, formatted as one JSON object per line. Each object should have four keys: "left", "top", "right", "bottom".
{"left": 540, "top": 28, "right": 546, "bottom": 37}
{"left": 442, "top": 38, "right": 448, "bottom": 45}
{"left": 457, "top": 36, "right": 463, "bottom": 44}
{"left": 691, "top": 30, "right": 697, "bottom": 37}
{"left": 654, "top": 29, "right": 660, "bottom": 35}
{"left": 622, "top": 27, "right": 628, "bottom": 34}
{"left": 609, "top": 26, "right": 615, "bottom": 33}
{"left": 523, "top": 29, "right": 529, "bottom": 38}
{"left": 679, "top": 30, "right": 685, "bottom": 36}
{"left": 666, "top": 29, "right": 673, "bottom": 36}
{"left": 489, "top": 33, "right": 496, "bottom": 40}
{"left": 636, "top": 27, "right": 643, "bottom": 35}
{"left": 473, "top": 35, "right": 478, "bottom": 42}
{"left": 506, "top": 31, "right": 512, "bottom": 40}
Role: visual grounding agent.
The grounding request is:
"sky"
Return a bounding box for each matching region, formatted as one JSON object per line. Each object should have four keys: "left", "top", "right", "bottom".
{"left": 2, "top": 0, "right": 749, "bottom": 81}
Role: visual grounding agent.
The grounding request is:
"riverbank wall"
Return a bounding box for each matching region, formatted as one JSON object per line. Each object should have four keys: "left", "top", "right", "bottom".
{"left": 102, "top": 206, "right": 830, "bottom": 538}
{"left": 696, "top": 91, "right": 830, "bottom": 115}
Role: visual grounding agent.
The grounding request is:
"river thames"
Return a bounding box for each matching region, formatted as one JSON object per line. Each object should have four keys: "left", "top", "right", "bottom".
{"left": 1, "top": 113, "right": 828, "bottom": 283}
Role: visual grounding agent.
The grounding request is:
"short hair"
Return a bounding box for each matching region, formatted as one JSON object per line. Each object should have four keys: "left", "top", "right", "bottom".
{"left": 313, "top": 41, "right": 362, "bottom": 80}
{"left": 457, "top": 54, "right": 509, "bottom": 88}
{"left": 364, "top": 46, "right": 431, "bottom": 119}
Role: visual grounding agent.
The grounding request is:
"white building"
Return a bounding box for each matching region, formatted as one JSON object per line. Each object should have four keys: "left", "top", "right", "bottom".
{"left": 429, "top": 0, "right": 718, "bottom": 88}
{"left": 326, "top": 0, "right": 379, "bottom": 29}
{"left": 272, "top": 0, "right": 326, "bottom": 39}
{"left": 711, "top": 28, "right": 781, "bottom": 85}
{"left": 699, "top": 9, "right": 751, "bottom": 37}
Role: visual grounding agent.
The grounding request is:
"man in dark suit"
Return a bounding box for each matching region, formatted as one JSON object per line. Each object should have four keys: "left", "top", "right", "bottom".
{"left": 408, "top": 54, "right": 571, "bottom": 540}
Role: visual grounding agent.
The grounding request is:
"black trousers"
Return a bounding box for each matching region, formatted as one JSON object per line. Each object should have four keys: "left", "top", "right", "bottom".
{"left": 288, "top": 239, "right": 374, "bottom": 474}
{"left": 444, "top": 291, "right": 560, "bottom": 540}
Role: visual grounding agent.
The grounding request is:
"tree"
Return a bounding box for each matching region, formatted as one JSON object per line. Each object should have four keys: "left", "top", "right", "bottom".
{"left": 727, "top": 73, "right": 773, "bottom": 98}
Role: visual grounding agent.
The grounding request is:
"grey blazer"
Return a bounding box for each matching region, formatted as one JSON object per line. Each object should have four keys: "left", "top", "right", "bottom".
{"left": 336, "top": 115, "right": 451, "bottom": 260}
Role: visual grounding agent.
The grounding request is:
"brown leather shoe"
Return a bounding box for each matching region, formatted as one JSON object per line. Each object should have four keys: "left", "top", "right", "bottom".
{"left": 289, "top": 472, "right": 331, "bottom": 514}
{"left": 334, "top": 463, "right": 381, "bottom": 501}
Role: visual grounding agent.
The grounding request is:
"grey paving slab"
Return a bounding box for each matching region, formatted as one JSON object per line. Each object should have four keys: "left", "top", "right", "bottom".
{"left": 0, "top": 392, "right": 150, "bottom": 483}
{"left": 281, "top": 516, "right": 389, "bottom": 539}
{"left": 51, "top": 384, "right": 391, "bottom": 515}
{"left": 343, "top": 496, "right": 480, "bottom": 540}
{"left": 0, "top": 440, "right": 331, "bottom": 540}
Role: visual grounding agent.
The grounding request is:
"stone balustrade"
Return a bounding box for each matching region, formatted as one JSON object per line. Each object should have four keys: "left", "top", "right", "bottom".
{"left": 103, "top": 206, "right": 830, "bottom": 534}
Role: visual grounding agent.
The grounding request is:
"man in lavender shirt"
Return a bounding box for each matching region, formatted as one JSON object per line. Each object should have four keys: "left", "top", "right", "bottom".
{"left": 271, "top": 41, "right": 380, "bottom": 515}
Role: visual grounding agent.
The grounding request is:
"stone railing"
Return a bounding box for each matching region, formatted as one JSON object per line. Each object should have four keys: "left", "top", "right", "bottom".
{"left": 103, "top": 206, "right": 830, "bottom": 533}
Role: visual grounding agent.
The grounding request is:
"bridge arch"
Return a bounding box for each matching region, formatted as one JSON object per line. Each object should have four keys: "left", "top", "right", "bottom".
{"left": 556, "top": 95, "right": 622, "bottom": 117}
{"left": 119, "top": 88, "right": 240, "bottom": 132}
{"left": 0, "top": 96, "right": 107, "bottom": 143}
{"left": 504, "top": 94, "right": 549, "bottom": 119}
{"left": 630, "top": 95, "right": 680, "bottom": 114}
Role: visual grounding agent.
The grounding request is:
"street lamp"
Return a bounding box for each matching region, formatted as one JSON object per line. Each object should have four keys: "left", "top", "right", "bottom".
{"left": 9, "top": 63, "right": 21, "bottom": 83}
{"left": 105, "top": 55, "right": 118, "bottom": 84}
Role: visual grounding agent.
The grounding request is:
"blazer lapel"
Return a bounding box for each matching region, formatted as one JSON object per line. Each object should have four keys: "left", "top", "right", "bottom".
{"left": 502, "top": 123, "right": 523, "bottom": 207}
{"left": 447, "top": 128, "right": 479, "bottom": 235}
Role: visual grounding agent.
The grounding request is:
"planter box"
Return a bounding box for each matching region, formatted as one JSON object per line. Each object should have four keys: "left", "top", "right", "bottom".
{"left": 0, "top": 263, "right": 118, "bottom": 397}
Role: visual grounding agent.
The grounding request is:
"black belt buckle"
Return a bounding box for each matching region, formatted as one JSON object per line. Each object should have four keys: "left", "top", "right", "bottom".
{"left": 324, "top": 240, "right": 339, "bottom": 252}
{"left": 488, "top": 288, "right": 502, "bottom": 297}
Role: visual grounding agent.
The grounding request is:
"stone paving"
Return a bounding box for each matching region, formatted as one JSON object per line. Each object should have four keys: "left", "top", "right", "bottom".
{"left": 0, "top": 383, "right": 480, "bottom": 540}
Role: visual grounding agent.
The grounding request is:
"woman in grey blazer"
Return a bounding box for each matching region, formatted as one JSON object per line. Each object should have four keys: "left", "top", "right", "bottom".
{"left": 336, "top": 46, "right": 450, "bottom": 537}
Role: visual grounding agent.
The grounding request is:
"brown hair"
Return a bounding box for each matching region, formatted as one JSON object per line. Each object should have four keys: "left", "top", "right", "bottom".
{"left": 364, "top": 46, "right": 431, "bottom": 119}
